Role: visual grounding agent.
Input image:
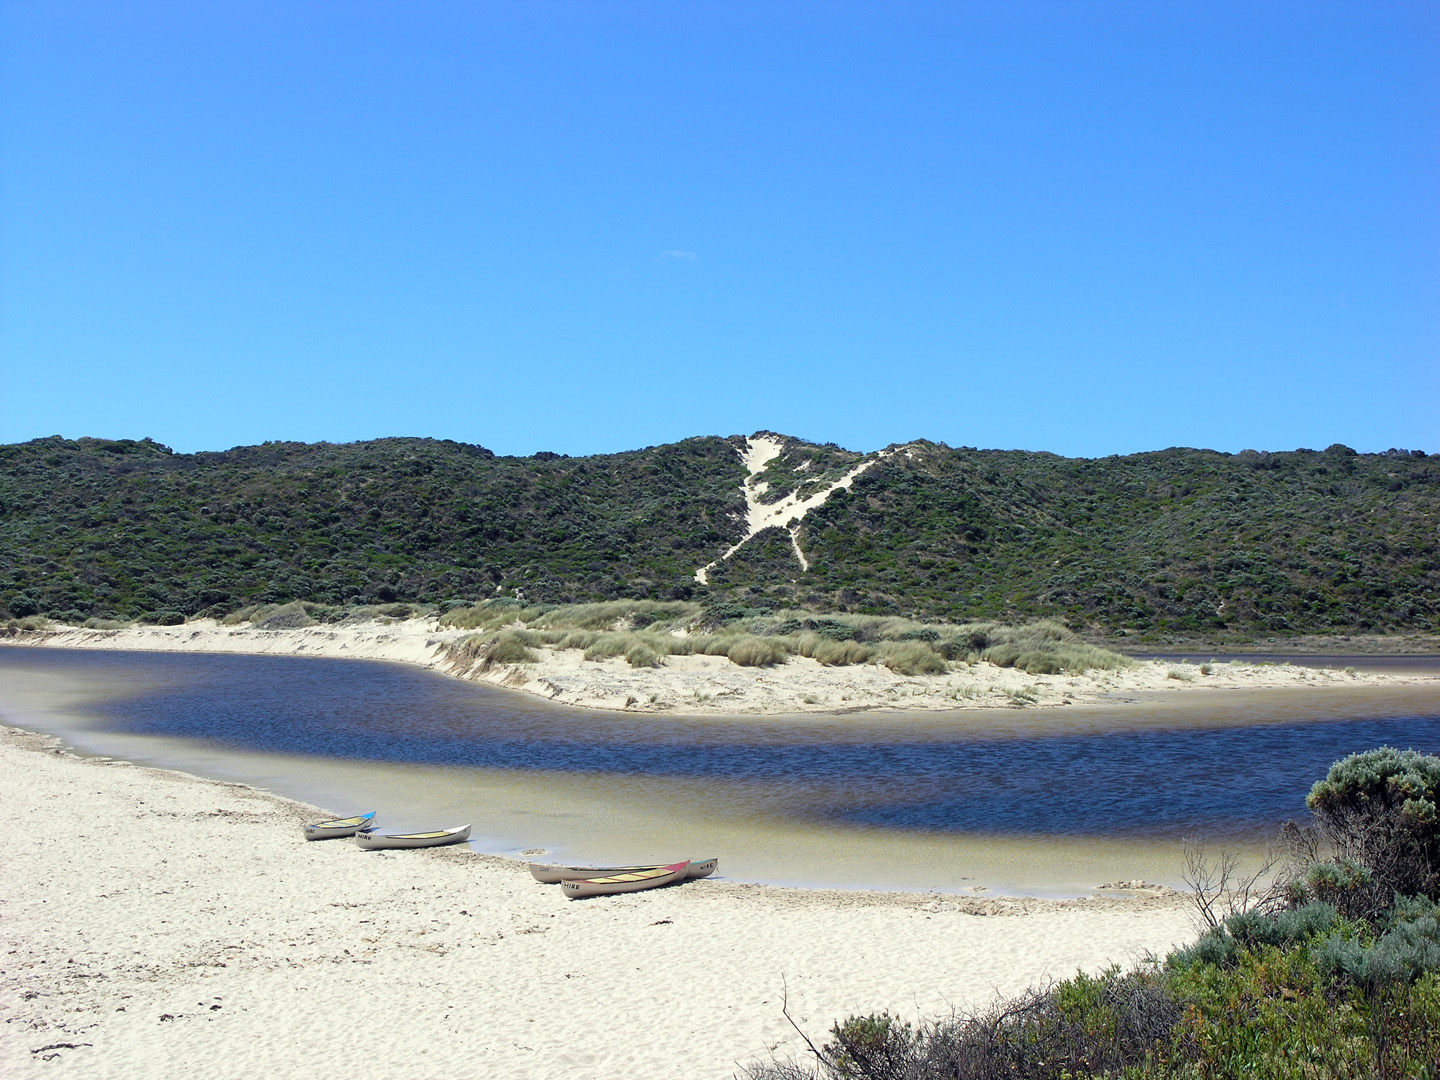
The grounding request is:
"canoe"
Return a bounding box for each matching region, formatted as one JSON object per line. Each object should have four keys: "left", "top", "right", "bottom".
{"left": 535, "top": 863, "right": 665, "bottom": 883}
{"left": 530, "top": 857, "right": 719, "bottom": 884}
{"left": 355, "top": 824, "right": 471, "bottom": 850}
{"left": 303, "top": 811, "right": 376, "bottom": 841}
{"left": 561, "top": 860, "right": 691, "bottom": 900}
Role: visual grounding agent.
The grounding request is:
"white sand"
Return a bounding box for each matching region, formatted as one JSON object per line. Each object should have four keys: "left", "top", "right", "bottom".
{"left": 1, "top": 727, "right": 1196, "bottom": 1079}
{"left": 7, "top": 617, "right": 1432, "bottom": 716}
{"left": 695, "top": 436, "right": 886, "bottom": 583}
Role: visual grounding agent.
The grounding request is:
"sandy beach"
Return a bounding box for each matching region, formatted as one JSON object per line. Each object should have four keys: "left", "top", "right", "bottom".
{"left": 1, "top": 725, "right": 1196, "bottom": 1080}
{"left": 6, "top": 618, "right": 1432, "bottom": 716}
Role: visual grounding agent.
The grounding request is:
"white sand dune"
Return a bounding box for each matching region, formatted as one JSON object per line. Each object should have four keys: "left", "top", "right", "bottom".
{"left": 1, "top": 727, "right": 1195, "bottom": 1080}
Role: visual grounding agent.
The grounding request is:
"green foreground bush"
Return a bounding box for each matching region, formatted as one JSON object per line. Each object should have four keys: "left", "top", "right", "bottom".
{"left": 742, "top": 747, "right": 1440, "bottom": 1080}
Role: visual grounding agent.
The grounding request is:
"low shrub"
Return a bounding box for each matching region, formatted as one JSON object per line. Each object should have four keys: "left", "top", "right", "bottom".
{"left": 140, "top": 611, "right": 187, "bottom": 626}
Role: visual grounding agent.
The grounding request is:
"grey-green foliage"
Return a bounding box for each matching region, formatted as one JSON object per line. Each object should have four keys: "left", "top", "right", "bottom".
{"left": 1303, "top": 746, "right": 1440, "bottom": 915}
{"left": 1170, "top": 902, "right": 1342, "bottom": 970}
{"left": 1315, "top": 897, "right": 1440, "bottom": 989}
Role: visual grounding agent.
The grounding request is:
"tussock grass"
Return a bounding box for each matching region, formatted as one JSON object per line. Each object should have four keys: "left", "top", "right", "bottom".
{"left": 807, "top": 638, "right": 875, "bottom": 666}
{"left": 251, "top": 602, "right": 314, "bottom": 631}
{"left": 527, "top": 599, "right": 699, "bottom": 632}
{"left": 442, "top": 630, "right": 537, "bottom": 675}
{"left": 582, "top": 632, "right": 633, "bottom": 661}
{"left": 726, "top": 636, "right": 789, "bottom": 667}
{"left": 624, "top": 641, "right": 661, "bottom": 668}
{"left": 2, "top": 615, "right": 52, "bottom": 631}
{"left": 437, "top": 600, "right": 1128, "bottom": 676}
{"left": 488, "top": 631, "right": 538, "bottom": 665}
{"left": 438, "top": 598, "right": 527, "bottom": 631}
{"left": 83, "top": 617, "right": 131, "bottom": 630}
{"left": 875, "top": 641, "right": 949, "bottom": 676}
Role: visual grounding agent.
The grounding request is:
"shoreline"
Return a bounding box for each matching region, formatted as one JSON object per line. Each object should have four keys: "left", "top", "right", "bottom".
{"left": 5, "top": 618, "right": 1437, "bottom": 716}
{"left": 0, "top": 722, "right": 1194, "bottom": 1079}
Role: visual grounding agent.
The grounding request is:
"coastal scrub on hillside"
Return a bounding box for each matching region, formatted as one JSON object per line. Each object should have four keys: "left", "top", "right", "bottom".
{"left": 1, "top": 433, "right": 1436, "bottom": 639}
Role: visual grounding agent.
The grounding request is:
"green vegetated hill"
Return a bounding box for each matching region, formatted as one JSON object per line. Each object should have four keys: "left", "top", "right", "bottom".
{"left": 1, "top": 433, "right": 1436, "bottom": 637}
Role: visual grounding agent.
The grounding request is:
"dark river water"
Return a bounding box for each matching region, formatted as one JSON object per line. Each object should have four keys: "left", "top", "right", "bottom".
{"left": 5, "top": 647, "right": 1440, "bottom": 846}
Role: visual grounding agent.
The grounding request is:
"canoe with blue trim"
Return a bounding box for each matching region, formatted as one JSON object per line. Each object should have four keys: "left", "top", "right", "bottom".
{"left": 303, "top": 812, "right": 376, "bottom": 841}
{"left": 355, "top": 824, "right": 471, "bottom": 850}
{"left": 561, "top": 860, "right": 691, "bottom": 899}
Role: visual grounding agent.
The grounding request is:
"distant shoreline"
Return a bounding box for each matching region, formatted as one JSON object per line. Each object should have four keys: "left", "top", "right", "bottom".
{"left": 4, "top": 618, "right": 1437, "bottom": 716}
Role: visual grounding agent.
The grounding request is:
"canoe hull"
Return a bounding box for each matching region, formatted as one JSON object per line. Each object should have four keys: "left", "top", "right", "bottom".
{"left": 532, "top": 857, "right": 718, "bottom": 883}
{"left": 303, "top": 812, "right": 376, "bottom": 841}
{"left": 561, "top": 861, "right": 690, "bottom": 900}
{"left": 356, "top": 824, "right": 471, "bottom": 850}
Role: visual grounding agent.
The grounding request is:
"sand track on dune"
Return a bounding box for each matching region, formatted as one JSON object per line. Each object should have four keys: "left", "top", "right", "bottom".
{"left": 695, "top": 435, "right": 884, "bottom": 584}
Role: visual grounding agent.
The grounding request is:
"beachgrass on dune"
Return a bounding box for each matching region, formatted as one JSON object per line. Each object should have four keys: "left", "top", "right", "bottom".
{"left": 435, "top": 599, "right": 1134, "bottom": 678}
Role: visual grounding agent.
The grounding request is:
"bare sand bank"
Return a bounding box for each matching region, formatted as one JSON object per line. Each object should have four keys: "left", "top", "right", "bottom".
{"left": 6, "top": 618, "right": 1434, "bottom": 716}
{"left": 0, "top": 726, "right": 1196, "bottom": 1080}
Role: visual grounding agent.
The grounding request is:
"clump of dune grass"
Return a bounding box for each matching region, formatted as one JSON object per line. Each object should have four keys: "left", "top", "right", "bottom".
{"left": 251, "top": 602, "right": 315, "bottom": 631}
{"left": 625, "top": 641, "right": 661, "bottom": 668}
{"left": 488, "top": 630, "right": 538, "bottom": 665}
{"left": 438, "top": 597, "right": 528, "bottom": 631}
{"left": 2, "top": 615, "right": 52, "bottom": 632}
{"left": 442, "top": 630, "right": 537, "bottom": 675}
{"left": 441, "top": 600, "right": 1129, "bottom": 678}
{"left": 83, "top": 617, "right": 131, "bottom": 630}
{"left": 583, "top": 632, "right": 633, "bottom": 661}
{"left": 806, "top": 638, "right": 876, "bottom": 666}
{"left": 875, "top": 641, "right": 949, "bottom": 676}
{"left": 528, "top": 599, "right": 699, "bottom": 632}
{"left": 973, "top": 620, "right": 1132, "bottom": 675}
{"left": 221, "top": 604, "right": 269, "bottom": 626}
{"left": 727, "top": 636, "right": 789, "bottom": 667}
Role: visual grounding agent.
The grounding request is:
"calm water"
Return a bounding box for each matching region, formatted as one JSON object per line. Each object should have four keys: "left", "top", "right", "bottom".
{"left": 3, "top": 646, "right": 1439, "bottom": 893}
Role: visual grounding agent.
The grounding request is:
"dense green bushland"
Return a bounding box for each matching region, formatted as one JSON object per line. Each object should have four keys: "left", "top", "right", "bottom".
{"left": 1, "top": 433, "right": 1435, "bottom": 637}
{"left": 434, "top": 599, "right": 1133, "bottom": 676}
{"left": 742, "top": 748, "right": 1440, "bottom": 1080}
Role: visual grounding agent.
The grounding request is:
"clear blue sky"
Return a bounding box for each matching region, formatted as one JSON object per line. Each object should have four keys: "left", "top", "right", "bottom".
{"left": 2, "top": 1, "right": 1436, "bottom": 458}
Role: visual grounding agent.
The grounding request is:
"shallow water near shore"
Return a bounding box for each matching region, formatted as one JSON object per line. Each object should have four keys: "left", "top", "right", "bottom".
{"left": 3, "top": 646, "right": 1438, "bottom": 896}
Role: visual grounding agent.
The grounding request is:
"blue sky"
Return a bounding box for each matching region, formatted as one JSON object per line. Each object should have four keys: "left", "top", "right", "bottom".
{"left": 2, "top": 1, "right": 1436, "bottom": 458}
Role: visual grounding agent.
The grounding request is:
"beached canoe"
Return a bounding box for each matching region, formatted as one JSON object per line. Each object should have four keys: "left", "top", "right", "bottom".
{"left": 561, "top": 860, "right": 691, "bottom": 900}
{"left": 303, "top": 811, "right": 376, "bottom": 841}
{"left": 530, "top": 857, "right": 719, "bottom": 884}
{"left": 355, "top": 824, "right": 471, "bottom": 850}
